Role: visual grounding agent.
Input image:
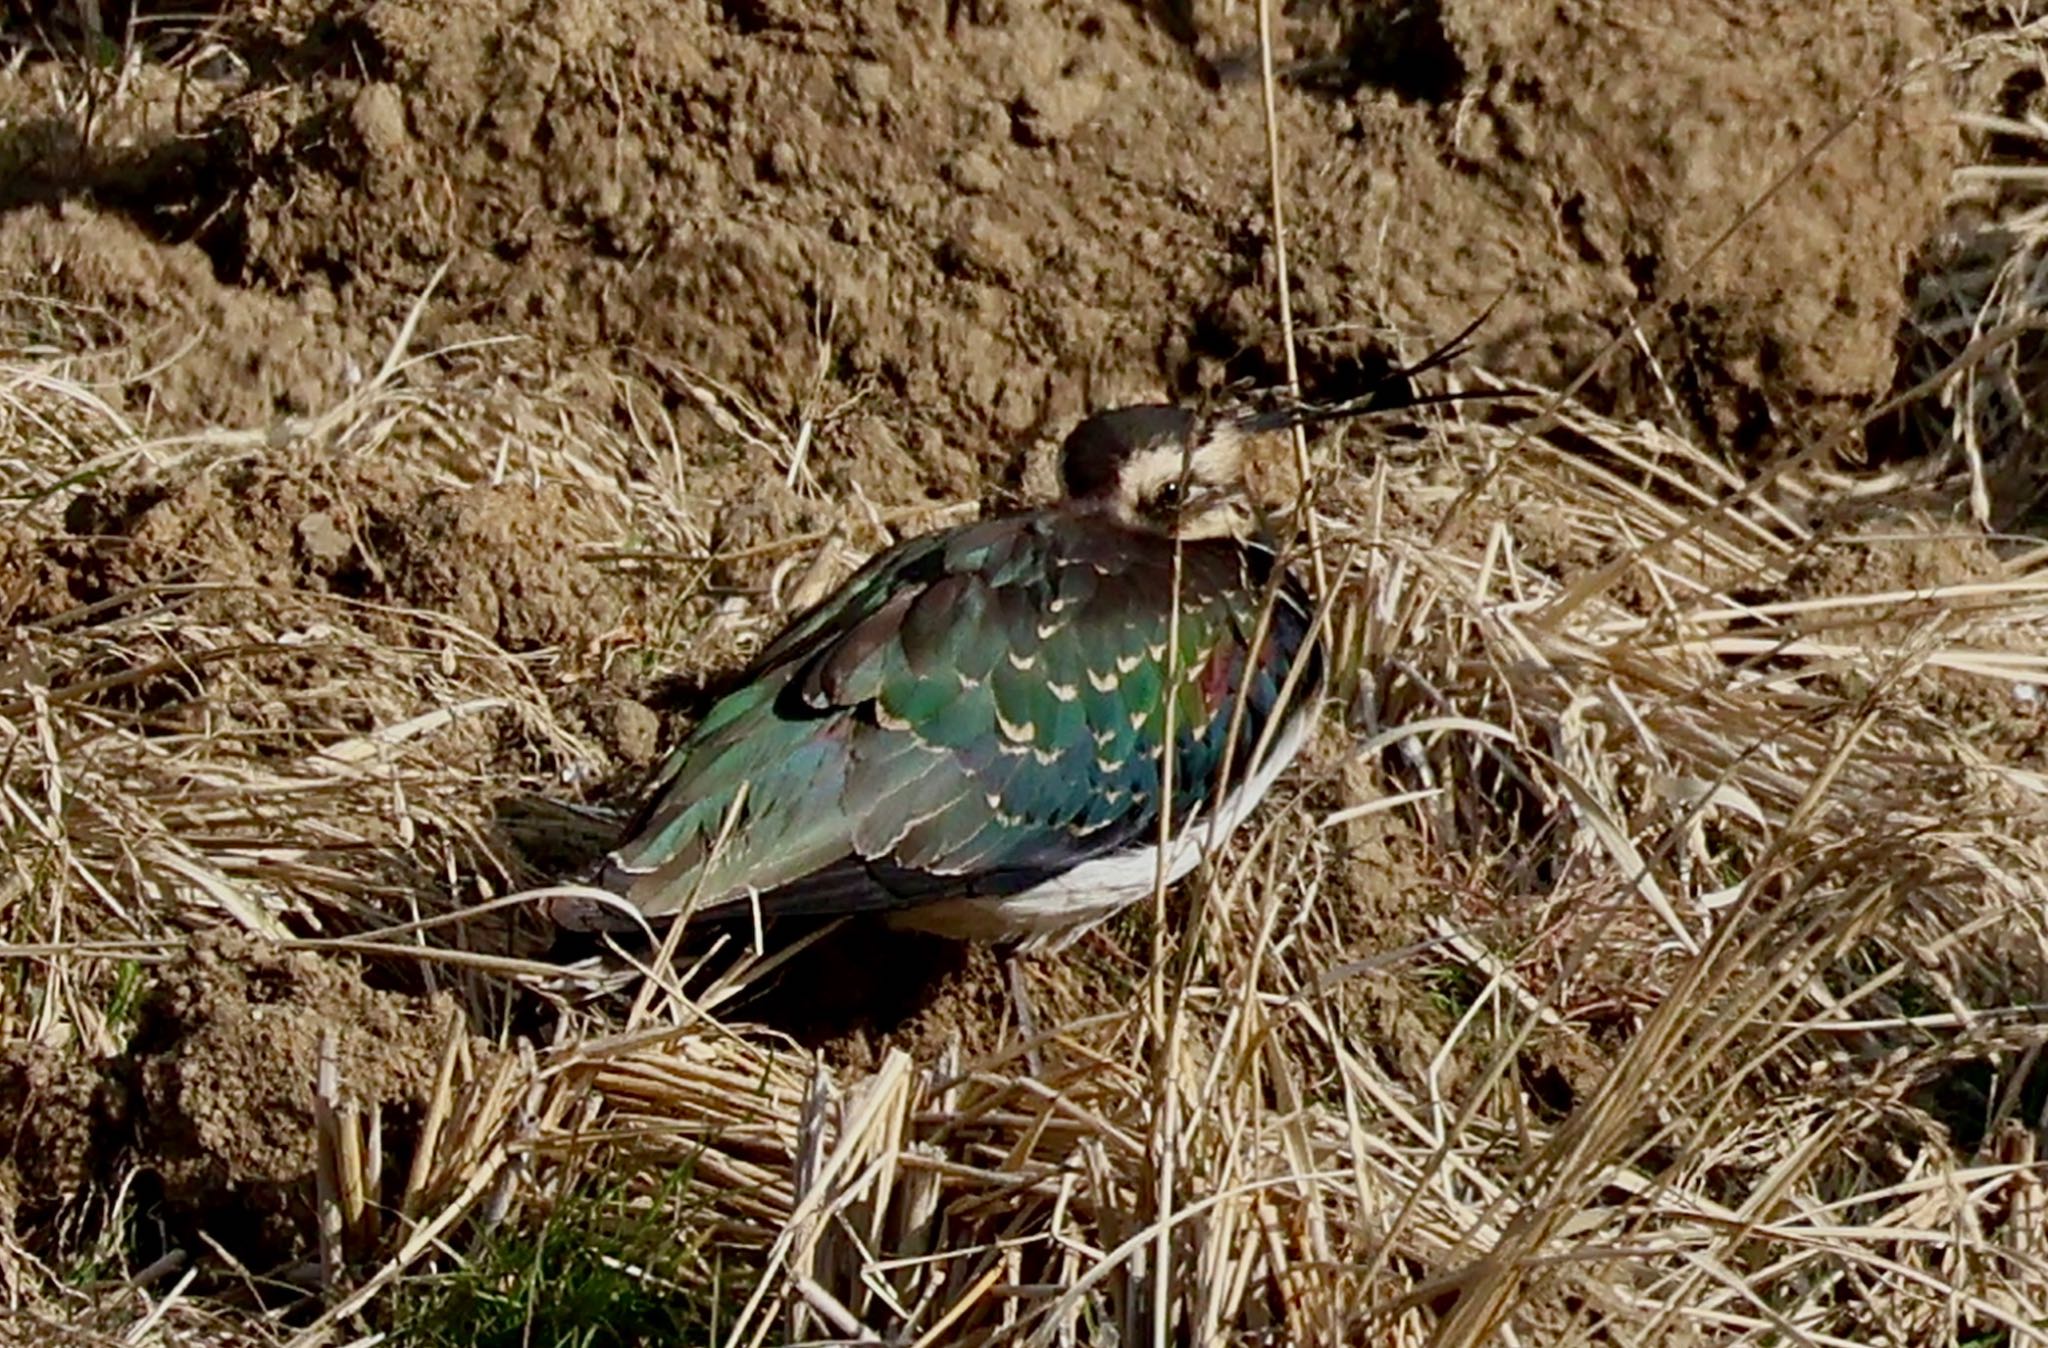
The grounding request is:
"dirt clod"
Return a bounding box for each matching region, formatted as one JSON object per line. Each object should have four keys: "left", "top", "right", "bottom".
{"left": 130, "top": 934, "right": 452, "bottom": 1260}
{"left": 0, "top": 1044, "right": 127, "bottom": 1238}
{"left": 605, "top": 698, "right": 663, "bottom": 766}
{"left": 53, "top": 453, "right": 624, "bottom": 652}
{"left": 382, "top": 483, "right": 621, "bottom": 652}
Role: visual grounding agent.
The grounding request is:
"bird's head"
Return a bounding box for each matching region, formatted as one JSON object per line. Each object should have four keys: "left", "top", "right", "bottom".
{"left": 1057, "top": 404, "right": 1261, "bottom": 541}
{"left": 1054, "top": 317, "right": 1497, "bottom": 539}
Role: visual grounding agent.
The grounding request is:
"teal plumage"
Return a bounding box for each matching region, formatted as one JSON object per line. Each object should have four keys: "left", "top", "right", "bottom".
{"left": 547, "top": 403, "right": 1325, "bottom": 949}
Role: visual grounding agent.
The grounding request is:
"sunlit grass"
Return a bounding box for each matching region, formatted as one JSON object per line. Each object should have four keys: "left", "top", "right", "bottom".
{"left": 388, "top": 1170, "right": 733, "bottom": 1348}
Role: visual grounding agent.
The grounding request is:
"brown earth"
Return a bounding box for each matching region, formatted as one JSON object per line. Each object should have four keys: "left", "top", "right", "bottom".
{"left": 5, "top": 0, "right": 1954, "bottom": 462}
{"left": 27, "top": 425, "right": 633, "bottom": 648}
{"left": 0, "top": 934, "right": 457, "bottom": 1265}
{"left": 129, "top": 935, "right": 456, "bottom": 1259}
{"left": 0, "top": 0, "right": 1988, "bottom": 1281}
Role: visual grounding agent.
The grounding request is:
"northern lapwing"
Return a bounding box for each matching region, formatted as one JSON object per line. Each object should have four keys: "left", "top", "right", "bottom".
{"left": 548, "top": 399, "right": 1341, "bottom": 957}
{"left": 548, "top": 354, "right": 1483, "bottom": 963}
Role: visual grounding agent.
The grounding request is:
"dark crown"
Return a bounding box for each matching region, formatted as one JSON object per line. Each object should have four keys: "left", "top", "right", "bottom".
{"left": 1058, "top": 405, "right": 1196, "bottom": 500}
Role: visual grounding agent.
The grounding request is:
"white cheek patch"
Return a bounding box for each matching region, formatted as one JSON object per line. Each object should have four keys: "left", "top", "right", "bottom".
{"left": 1117, "top": 450, "right": 1183, "bottom": 508}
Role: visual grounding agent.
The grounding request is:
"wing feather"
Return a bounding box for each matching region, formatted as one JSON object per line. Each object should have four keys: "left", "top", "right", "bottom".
{"left": 553, "top": 509, "right": 1320, "bottom": 935}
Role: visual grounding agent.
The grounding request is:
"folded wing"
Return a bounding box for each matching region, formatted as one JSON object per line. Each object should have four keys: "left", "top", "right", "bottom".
{"left": 551, "top": 514, "right": 1315, "bottom": 933}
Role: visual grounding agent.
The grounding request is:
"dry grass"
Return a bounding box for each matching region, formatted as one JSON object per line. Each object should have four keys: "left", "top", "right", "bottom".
{"left": 7, "top": 14, "right": 2048, "bottom": 1348}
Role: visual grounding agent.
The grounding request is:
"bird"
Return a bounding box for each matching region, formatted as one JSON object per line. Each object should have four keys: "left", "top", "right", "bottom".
{"left": 545, "top": 398, "right": 1335, "bottom": 956}
{"left": 540, "top": 296, "right": 1510, "bottom": 963}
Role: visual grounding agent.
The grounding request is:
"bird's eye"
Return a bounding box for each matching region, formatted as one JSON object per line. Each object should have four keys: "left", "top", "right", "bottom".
{"left": 1153, "top": 482, "right": 1183, "bottom": 511}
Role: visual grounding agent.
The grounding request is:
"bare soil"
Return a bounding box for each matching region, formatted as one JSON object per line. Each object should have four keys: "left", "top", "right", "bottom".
{"left": 0, "top": 0, "right": 1983, "bottom": 1285}
{"left": 6, "top": 0, "right": 1953, "bottom": 453}
{"left": 1, "top": 934, "right": 457, "bottom": 1264}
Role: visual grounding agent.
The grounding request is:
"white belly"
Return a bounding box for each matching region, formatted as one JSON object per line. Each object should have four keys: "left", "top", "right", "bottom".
{"left": 886, "top": 708, "right": 1313, "bottom": 950}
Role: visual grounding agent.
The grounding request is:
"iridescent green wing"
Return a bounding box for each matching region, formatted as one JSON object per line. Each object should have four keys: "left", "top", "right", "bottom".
{"left": 842, "top": 528, "right": 1317, "bottom": 883}
{"left": 577, "top": 531, "right": 953, "bottom": 928}
{"left": 573, "top": 515, "right": 1317, "bottom": 932}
